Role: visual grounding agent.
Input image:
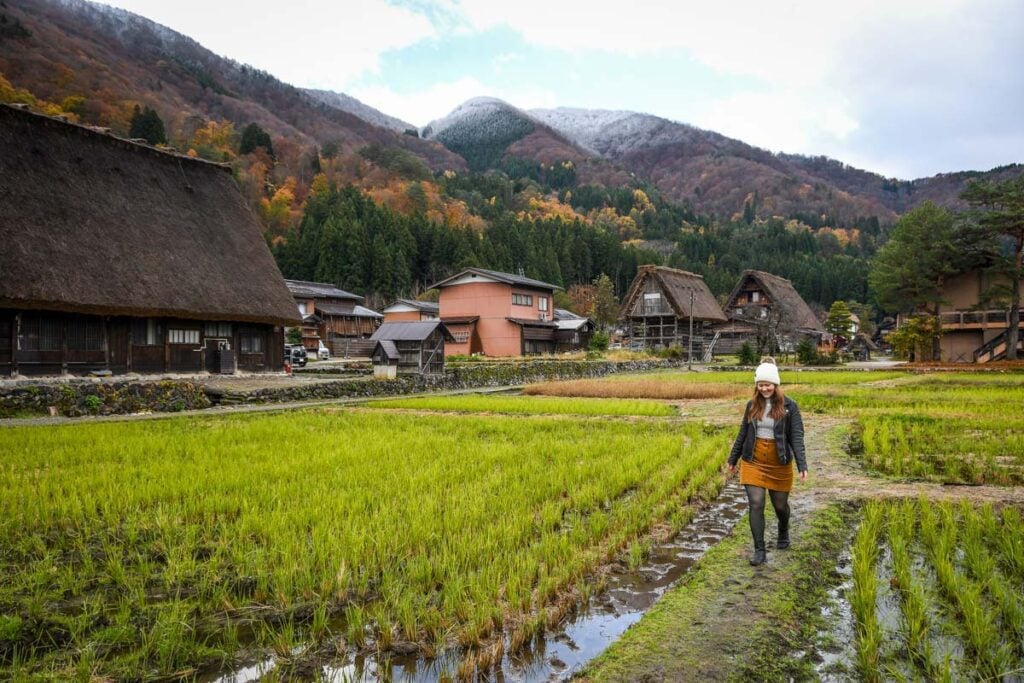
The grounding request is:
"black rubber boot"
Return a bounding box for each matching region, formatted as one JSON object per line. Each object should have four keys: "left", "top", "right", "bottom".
{"left": 776, "top": 519, "right": 791, "bottom": 550}
{"left": 750, "top": 526, "right": 767, "bottom": 565}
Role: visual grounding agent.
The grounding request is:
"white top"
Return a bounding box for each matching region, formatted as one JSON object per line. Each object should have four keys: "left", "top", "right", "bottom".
{"left": 755, "top": 401, "right": 776, "bottom": 439}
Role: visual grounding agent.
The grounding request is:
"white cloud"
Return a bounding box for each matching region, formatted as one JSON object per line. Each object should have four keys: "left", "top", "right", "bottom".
{"left": 350, "top": 79, "right": 558, "bottom": 128}
{"left": 101, "top": 0, "right": 436, "bottom": 86}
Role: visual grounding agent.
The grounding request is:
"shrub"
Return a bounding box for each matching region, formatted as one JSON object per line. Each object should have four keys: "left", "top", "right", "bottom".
{"left": 737, "top": 342, "right": 758, "bottom": 366}
{"left": 589, "top": 331, "right": 610, "bottom": 352}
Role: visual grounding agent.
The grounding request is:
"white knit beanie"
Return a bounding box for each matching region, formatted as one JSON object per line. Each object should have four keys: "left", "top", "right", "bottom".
{"left": 754, "top": 358, "right": 781, "bottom": 385}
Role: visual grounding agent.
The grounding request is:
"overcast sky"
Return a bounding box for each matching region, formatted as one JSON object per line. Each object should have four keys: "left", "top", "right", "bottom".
{"left": 101, "top": 0, "right": 1023, "bottom": 180}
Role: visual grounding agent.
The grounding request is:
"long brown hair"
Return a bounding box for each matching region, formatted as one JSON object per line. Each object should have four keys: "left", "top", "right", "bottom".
{"left": 747, "top": 385, "right": 786, "bottom": 421}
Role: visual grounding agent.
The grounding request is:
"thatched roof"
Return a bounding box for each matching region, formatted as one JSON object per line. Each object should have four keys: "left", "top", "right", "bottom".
{"left": 0, "top": 104, "right": 299, "bottom": 326}
{"left": 724, "top": 270, "right": 824, "bottom": 332}
{"left": 620, "top": 266, "right": 727, "bottom": 322}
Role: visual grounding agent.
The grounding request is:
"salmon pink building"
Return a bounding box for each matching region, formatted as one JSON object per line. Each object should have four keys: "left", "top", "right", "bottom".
{"left": 430, "top": 268, "right": 561, "bottom": 357}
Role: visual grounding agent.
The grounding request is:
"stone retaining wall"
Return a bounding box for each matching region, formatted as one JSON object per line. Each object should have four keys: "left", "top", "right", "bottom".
{"left": 0, "top": 381, "right": 211, "bottom": 418}
{"left": 1, "top": 360, "right": 684, "bottom": 418}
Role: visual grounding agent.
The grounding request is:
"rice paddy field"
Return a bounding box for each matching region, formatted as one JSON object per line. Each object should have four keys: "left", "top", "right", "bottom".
{"left": 2, "top": 366, "right": 1023, "bottom": 681}
{"left": 0, "top": 400, "right": 731, "bottom": 680}
{"left": 850, "top": 498, "right": 1024, "bottom": 682}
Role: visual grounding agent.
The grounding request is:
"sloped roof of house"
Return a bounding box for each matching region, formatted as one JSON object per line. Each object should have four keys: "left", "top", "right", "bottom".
{"left": 370, "top": 320, "right": 455, "bottom": 342}
{"left": 316, "top": 302, "right": 382, "bottom": 318}
{"left": 285, "top": 279, "right": 364, "bottom": 302}
{"left": 619, "top": 266, "right": 727, "bottom": 322}
{"left": 383, "top": 298, "right": 440, "bottom": 314}
{"left": 724, "top": 270, "right": 824, "bottom": 332}
{"left": 428, "top": 267, "right": 561, "bottom": 292}
{"left": 0, "top": 104, "right": 299, "bottom": 326}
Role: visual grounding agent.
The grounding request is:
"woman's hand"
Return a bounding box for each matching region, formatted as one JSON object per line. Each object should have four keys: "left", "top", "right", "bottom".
{"left": 726, "top": 463, "right": 736, "bottom": 475}
{"left": 799, "top": 470, "right": 808, "bottom": 482}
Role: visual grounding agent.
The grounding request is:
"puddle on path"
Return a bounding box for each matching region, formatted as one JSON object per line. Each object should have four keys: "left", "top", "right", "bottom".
{"left": 212, "top": 482, "right": 749, "bottom": 682}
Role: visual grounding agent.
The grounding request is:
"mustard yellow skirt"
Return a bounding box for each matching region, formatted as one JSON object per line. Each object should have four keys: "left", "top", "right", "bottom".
{"left": 740, "top": 438, "right": 794, "bottom": 492}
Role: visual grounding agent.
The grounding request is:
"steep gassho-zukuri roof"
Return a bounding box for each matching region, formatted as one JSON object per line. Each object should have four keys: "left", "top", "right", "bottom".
{"left": 725, "top": 270, "right": 824, "bottom": 332}
{"left": 0, "top": 104, "right": 300, "bottom": 326}
{"left": 620, "top": 266, "right": 727, "bottom": 322}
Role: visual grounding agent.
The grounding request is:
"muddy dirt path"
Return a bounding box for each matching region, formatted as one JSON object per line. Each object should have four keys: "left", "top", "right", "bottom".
{"left": 581, "top": 407, "right": 1024, "bottom": 682}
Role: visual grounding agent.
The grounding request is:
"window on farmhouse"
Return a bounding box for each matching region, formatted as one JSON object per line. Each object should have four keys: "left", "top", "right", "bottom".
{"left": 204, "top": 322, "right": 232, "bottom": 338}
{"left": 512, "top": 293, "right": 533, "bottom": 306}
{"left": 539, "top": 297, "right": 549, "bottom": 312}
{"left": 239, "top": 333, "right": 263, "bottom": 353}
{"left": 20, "top": 315, "right": 61, "bottom": 351}
{"left": 132, "top": 319, "right": 163, "bottom": 345}
{"left": 168, "top": 329, "right": 199, "bottom": 345}
{"left": 67, "top": 319, "right": 103, "bottom": 351}
{"left": 452, "top": 330, "right": 470, "bottom": 343}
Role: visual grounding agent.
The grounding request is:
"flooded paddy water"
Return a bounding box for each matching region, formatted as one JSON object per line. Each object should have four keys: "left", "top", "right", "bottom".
{"left": 211, "top": 482, "right": 750, "bottom": 682}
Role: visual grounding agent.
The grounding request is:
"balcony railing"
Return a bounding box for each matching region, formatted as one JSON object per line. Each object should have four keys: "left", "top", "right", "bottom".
{"left": 939, "top": 308, "right": 1024, "bottom": 329}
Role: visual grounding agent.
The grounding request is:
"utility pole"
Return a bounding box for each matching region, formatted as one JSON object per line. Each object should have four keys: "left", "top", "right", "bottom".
{"left": 688, "top": 289, "right": 694, "bottom": 370}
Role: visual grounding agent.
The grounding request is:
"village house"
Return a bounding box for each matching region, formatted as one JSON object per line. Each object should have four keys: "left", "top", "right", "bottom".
{"left": 619, "top": 266, "right": 727, "bottom": 355}
{"left": 370, "top": 321, "right": 453, "bottom": 377}
{"left": 712, "top": 270, "right": 826, "bottom": 356}
{"left": 284, "top": 280, "right": 382, "bottom": 358}
{"left": 382, "top": 299, "right": 440, "bottom": 323}
{"left": 932, "top": 269, "right": 1024, "bottom": 362}
{"left": 0, "top": 104, "right": 299, "bottom": 377}
{"left": 429, "top": 268, "right": 561, "bottom": 357}
{"left": 553, "top": 309, "right": 596, "bottom": 352}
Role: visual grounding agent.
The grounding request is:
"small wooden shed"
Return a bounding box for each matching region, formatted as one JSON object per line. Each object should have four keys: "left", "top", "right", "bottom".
{"left": 370, "top": 321, "right": 454, "bottom": 377}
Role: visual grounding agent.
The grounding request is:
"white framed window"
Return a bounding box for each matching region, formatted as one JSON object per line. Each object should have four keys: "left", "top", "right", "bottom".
{"left": 452, "top": 330, "right": 471, "bottom": 343}
{"left": 751, "top": 291, "right": 761, "bottom": 302}
{"left": 512, "top": 293, "right": 534, "bottom": 306}
{"left": 204, "top": 322, "right": 232, "bottom": 338}
{"left": 297, "top": 302, "right": 307, "bottom": 315}
{"left": 168, "top": 329, "right": 200, "bottom": 345}
{"left": 539, "top": 297, "right": 549, "bottom": 312}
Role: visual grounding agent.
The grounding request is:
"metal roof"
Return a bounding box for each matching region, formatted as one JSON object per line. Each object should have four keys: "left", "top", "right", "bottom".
{"left": 384, "top": 298, "right": 440, "bottom": 314}
{"left": 428, "top": 267, "right": 561, "bottom": 292}
{"left": 284, "top": 279, "right": 364, "bottom": 302}
{"left": 316, "top": 302, "right": 383, "bottom": 318}
{"left": 370, "top": 320, "right": 455, "bottom": 342}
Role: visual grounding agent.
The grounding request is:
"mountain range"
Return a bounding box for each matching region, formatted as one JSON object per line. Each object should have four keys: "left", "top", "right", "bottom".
{"left": 1, "top": 0, "right": 1020, "bottom": 227}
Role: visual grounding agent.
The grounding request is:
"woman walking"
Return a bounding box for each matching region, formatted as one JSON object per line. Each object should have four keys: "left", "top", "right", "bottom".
{"left": 727, "top": 358, "right": 808, "bottom": 565}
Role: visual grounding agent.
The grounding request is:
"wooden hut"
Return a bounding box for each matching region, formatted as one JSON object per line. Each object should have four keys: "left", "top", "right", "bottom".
{"left": 0, "top": 104, "right": 299, "bottom": 377}
{"left": 284, "top": 280, "right": 382, "bottom": 357}
{"left": 712, "top": 270, "right": 825, "bottom": 356}
{"left": 370, "top": 321, "right": 454, "bottom": 376}
{"left": 553, "top": 309, "right": 595, "bottom": 352}
{"left": 619, "top": 266, "right": 727, "bottom": 354}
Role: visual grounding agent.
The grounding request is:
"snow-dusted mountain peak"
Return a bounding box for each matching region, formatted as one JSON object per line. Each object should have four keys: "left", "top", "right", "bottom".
{"left": 530, "top": 107, "right": 705, "bottom": 158}
{"left": 422, "top": 97, "right": 526, "bottom": 139}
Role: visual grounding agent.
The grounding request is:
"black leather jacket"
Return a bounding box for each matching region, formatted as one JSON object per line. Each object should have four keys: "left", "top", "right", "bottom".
{"left": 727, "top": 396, "right": 807, "bottom": 473}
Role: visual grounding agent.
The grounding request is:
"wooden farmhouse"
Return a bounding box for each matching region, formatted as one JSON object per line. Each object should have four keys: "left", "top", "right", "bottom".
{"left": 284, "top": 280, "right": 382, "bottom": 358}
{"left": 712, "top": 270, "right": 825, "bottom": 355}
{"left": 430, "top": 268, "right": 561, "bottom": 357}
{"left": 929, "top": 269, "right": 1024, "bottom": 362}
{"left": 553, "top": 309, "right": 595, "bottom": 352}
{"left": 619, "top": 266, "right": 727, "bottom": 354}
{"left": 382, "top": 299, "right": 440, "bottom": 323}
{"left": 0, "top": 104, "right": 300, "bottom": 377}
{"left": 370, "top": 321, "right": 453, "bottom": 377}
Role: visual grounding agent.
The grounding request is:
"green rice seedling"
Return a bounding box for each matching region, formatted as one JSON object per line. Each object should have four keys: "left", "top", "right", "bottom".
{"left": 850, "top": 502, "right": 885, "bottom": 683}
{"left": 363, "top": 394, "right": 677, "bottom": 417}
